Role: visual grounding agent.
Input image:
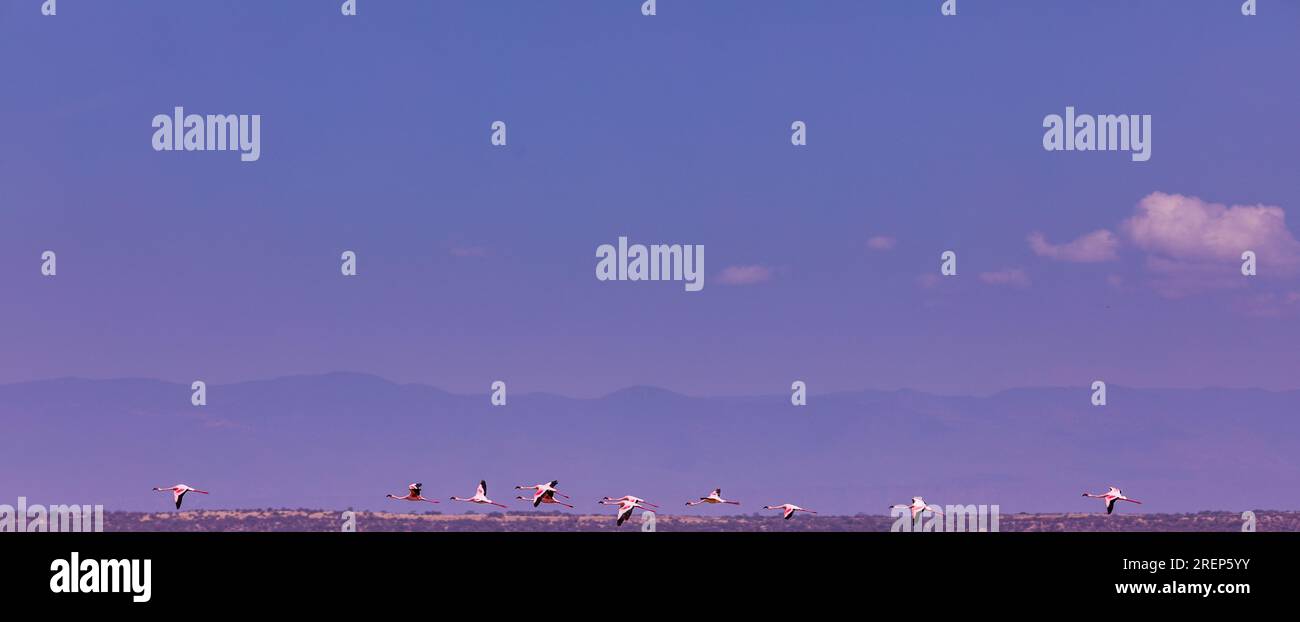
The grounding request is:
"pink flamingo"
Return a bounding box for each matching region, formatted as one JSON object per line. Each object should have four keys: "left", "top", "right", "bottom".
{"left": 763, "top": 503, "right": 816, "bottom": 520}
{"left": 1082, "top": 486, "right": 1142, "bottom": 515}
{"left": 600, "top": 495, "right": 658, "bottom": 509}
{"left": 450, "top": 480, "right": 508, "bottom": 508}
{"left": 685, "top": 488, "right": 740, "bottom": 506}
{"left": 152, "top": 484, "right": 208, "bottom": 509}
{"left": 890, "top": 497, "right": 944, "bottom": 520}
{"left": 386, "top": 482, "right": 439, "bottom": 504}
{"left": 600, "top": 498, "right": 656, "bottom": 527}
{"left": 514, "top": 480, "right": 574, "bottom": 509}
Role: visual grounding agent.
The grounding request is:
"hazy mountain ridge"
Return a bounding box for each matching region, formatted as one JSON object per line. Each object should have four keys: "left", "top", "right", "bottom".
{"left": 2, "top": 374, "right": 1298, "bottom": 514}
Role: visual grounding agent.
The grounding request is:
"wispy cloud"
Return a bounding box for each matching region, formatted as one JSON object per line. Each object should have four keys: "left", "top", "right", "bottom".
{"left": 1235, "top": 291, "right": 1300, "bottom": 318}
{"left": 717, "top": 265, "right": 774, "bottom": 285}
{"left": 866, "top": 235, "right": 896, "bottom": 251}
{"left": 1031, "top": 192, "right": 1300, "bottom": 300}
{"left": 1028, "top": 229, "right": 1118, "bottom": 262}
{"left": 978, "top": 268, "right": 1030, "bottom": 288}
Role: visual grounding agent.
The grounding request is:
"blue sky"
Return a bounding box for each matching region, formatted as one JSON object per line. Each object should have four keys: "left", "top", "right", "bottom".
{"left": 1, "top": 0, "right": 1297, "bottom": 396}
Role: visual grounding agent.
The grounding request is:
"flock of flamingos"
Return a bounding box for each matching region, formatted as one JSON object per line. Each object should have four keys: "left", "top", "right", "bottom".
{"left": 150, "top": 481, "right": 1144, "bottom": 526}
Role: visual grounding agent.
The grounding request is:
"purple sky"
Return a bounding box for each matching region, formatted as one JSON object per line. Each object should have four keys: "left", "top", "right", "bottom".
{"left": 1, "top": 0, "right": 1297, "bottom": 397}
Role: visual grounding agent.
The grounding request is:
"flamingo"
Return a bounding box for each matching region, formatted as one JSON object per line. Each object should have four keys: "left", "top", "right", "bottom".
{"left": 685, "top": 488, "right": 740, "bottom": 506}
{"left": 600, "top": 498, "right": 656, "bottom": 526}
{"left": 152, "top": 484, "right": 208, "bottom": 509}
{"left": 890, "top": 497, "right": 944, "bottom": 520}
{"left": 386, "top": 482, "right": 439, "bottom": 504}
{"left": 763, "top": 503, "right": 816, "bottom": 520}
{"left": 1082, "top": 486, "right": 1142, "bottom": 515}
{"left": 450, "top": 480, "right": 508, "bottom": 509}
{"left": 514, "top": 480, "right": 574, "bottom": 509}
{"left": 600, "top": 495, "right": 658, "bottom": 509}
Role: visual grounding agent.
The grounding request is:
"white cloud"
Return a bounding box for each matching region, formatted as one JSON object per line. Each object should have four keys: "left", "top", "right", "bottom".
{"left": 717, "top": 265, "right": 773, "bottom": 285}
{"left": 1028, "top": 229, "right": 1118, "bottom": 262}
{"left": 915, "top": 273, "right": 941, "bottom": 289}
{"left": 1120, "top": 192, "right": 1300, "bottom": 297}
{"left": 1123, "top": 192, "right": 1300, "bottom": 270}
{"left": 1032, "top": 192, "right": 1300, "bottom": 300}
{"left": 867, "top": 235, "right": 896, "bottom": 251}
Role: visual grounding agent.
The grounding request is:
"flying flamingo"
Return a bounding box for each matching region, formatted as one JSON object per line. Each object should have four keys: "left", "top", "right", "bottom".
{"left": 1082, "top": 486, "right": 1142, "bottom": 515}
{"left": 685, "top": 488, "right": 740, "bottom": 506}
{"left": 600, "top": 498, "right": 656, "bottom": 526}
{"left": 600, "top": 495, "right": 658, "bottom": 509}
{"left": 152, "top": 484, "right": 208, "bottom": 509}
{"left": 763, "top": 503, "right": 816, "bottom": 520}
{"left": 515, "top": 480, "right": 574, "bottom": 509}
{"left": 450, "top": 480, "right": 508, "bottom": 508}
{"left": 386, "top": 482, "right": 439, "bottom": 504}
{"left": 890, "top": 497, "right": 944, "bottom": 520}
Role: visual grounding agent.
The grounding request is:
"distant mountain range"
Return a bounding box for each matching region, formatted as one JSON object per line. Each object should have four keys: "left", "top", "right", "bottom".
{"left": 3, "top": 373, "right": 1297, "bottom": 514}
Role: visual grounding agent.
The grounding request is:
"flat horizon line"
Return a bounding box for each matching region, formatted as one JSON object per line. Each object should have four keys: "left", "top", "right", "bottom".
{"left": 92, "top": 507, "right": 1298, "bottom": 517}
{"left": 2, "top": 371, "right": 1297, "bottom": 400}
